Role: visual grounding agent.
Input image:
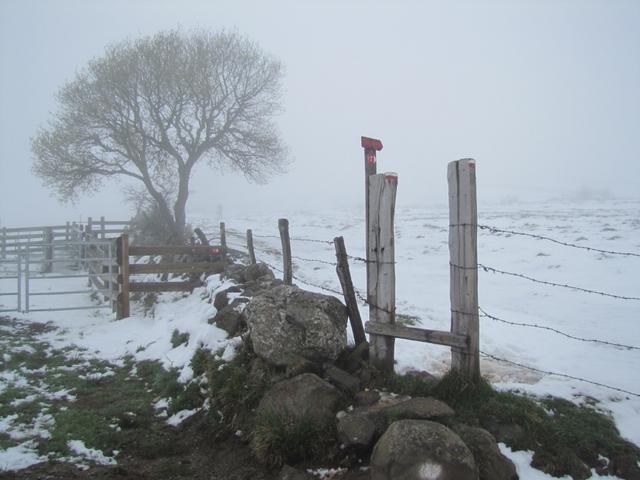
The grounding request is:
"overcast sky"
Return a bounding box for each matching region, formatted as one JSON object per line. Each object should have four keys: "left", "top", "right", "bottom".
{"left": 1, "top": 0, "right": 639, "bottom": 226}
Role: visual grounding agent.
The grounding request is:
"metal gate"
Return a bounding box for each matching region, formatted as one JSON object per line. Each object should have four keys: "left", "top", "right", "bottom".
{"left": 0, "top": 257, "right": 21, "bottom": 313}
{"left": 0, "top": 238, "right": 117, "bottom": 314}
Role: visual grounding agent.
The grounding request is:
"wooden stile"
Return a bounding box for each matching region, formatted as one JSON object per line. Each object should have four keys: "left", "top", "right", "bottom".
{"left": 278, "top": 219, "right": 292, "bottom": 285}
{"left": 367, "top": 173, "right": 398, "bottom": 373}
{"left": 448, "top": 159, "right": 480, "bottom": 380}
{"left": 364, "top": 322, "right": 468, "bottom": 349}
{"left": 334, "top": 236, "right": 366, "bottom": 347}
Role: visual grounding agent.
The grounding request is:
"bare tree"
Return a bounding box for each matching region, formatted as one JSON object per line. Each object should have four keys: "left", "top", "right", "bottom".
{"left": 32, "top": 29, "right": 287, "bottom": 241}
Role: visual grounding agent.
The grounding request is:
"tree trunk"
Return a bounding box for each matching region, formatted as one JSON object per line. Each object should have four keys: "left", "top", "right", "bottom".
{"left": 172, "top": 166, "right": 191, "bottom": 243}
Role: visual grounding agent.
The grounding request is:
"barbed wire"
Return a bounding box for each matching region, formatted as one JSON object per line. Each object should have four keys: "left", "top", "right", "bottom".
{"left": 449, "top": 223, "right": 640, "bottom": 258}
{"left": 346, "top": 254, "right": 396, "bottom": 265}
{"left": 291, "top": 255, "right": 337, "bottom": 267}
{"left": 477, "top": 224, "right": 640, "bottom": 258}
{"left": 479, "top": 351, "right": 640, "bottom": 398}
{"left": 251, "top": 232, "right": 333, "bottom": 245}
{"left": 255, "top": 257, "right": 344, "bottom": 296}
{"left": 477, "top": 264, "right": 640, "bottom": 301}
{"left": 479, "top": 306, "right": 639, "bottom": 350}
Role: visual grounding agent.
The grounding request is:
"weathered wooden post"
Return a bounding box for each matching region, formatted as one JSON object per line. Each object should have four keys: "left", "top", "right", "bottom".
{"left": 278, "top": 218, "right": 292, "bottom": 285}
{"left": 1, "top": 227, "right": 6, "bottom": 259}
{"left": 100, "top": 216, "right": 106, "bottom": 239}
{"left": 247, "top": 229, "right": 256, "bottom": 265}
{"left": 448, "top": 159, "right": 480, "bottom": 381}
{"left": 334, "top": 236, "right": 366, "bottom": 347}
{"left": 116, "top": 234, "right": 130, "bottom": 319}
{"left": 367, "top": 172, "right": 398, "bottom": 373}
{"left": 87, "top": 217, "right": 93, "bottom": 238}
{"left": 362, "top": 137, "right": 383, "bottom": 278}
{"left": 65, "top": 222, "right": 70, "bottom": 241}
{"left": 219, "top": 222, "right": 227, "bottom": 267}
{"left": 42, "top": 227, "right": 53, "bottom": 273}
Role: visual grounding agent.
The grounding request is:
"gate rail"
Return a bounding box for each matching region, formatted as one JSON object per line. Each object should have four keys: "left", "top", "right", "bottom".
{"left": 0, "top": 257, "right": 22, "bottom": 313}
{"left": 23, "top": 239, "right": 116, "bottom": 313}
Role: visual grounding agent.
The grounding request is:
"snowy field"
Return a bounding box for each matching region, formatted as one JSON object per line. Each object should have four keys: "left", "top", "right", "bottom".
{"left": 0, "top": 198, "right": 639, "bottom": 478}
{"left": 194, "top": 198, "right": 640, "bottom": 445}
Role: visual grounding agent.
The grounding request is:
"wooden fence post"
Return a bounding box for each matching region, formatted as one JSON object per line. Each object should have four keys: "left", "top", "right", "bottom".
{"left": 116, "top": 234, "right": 130, "bottom": 319}
{"left": 278, "top": 218, "right": 292, "bottom": 285}
{"left": 362, "top": 137, "right": 383, "bottom": 291}
{"left": 448, "top": 159, "right": 480, "bottom": 381}
{"left": 334, "top": 236, "right": 366, "bottom": 347}
{"left": 43, "top": 227, "right": 53, "bottom": 273}
{"left": 87, "top": 217, "right": 93, "bottom": 238}
{"left": 100, "top": 216, "right": 106, "bottom": 239}
{"left": 367, "top": 173, "right": 398, "bottom": 373}
{"left": 247, "top": 229, "right": 256, "bottom": 265}
{"left": 219, "top": 222, "right": 227, "bottom": 266}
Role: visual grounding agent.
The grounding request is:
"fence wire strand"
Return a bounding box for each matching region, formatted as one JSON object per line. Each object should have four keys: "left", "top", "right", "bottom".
{"left": 479, "top": 306, "right": 640, "bottom": 350}
{"left": 477, "top": 224, "right": 640, "bottom": 258}
{"left": 450, "top": 223, "right": 640, "bottom": 258}
{"left": 479, "top": 351, "right": 640, "bottom": 398}
{"left": 478, "top": 264, "right": 640, "bottom": 301}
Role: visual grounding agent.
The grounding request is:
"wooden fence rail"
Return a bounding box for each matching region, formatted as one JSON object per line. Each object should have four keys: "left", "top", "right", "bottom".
{"left": 115, "top": 233, "right": 225, "bottom": 319}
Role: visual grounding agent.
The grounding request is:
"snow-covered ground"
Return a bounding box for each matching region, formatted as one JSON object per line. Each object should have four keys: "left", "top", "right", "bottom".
{"left": 194, "top": 198, "right": 640, "bottom": 444}
{"left": 1, "top": 198, "right": 639, "bottom": 478}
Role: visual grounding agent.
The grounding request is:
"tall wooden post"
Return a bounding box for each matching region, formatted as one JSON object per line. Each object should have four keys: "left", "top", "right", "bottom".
{"left": 278, "top": 218, "right": 292, "bottom": 286}
{"left": 87, "top": 217, "right": 93, "bottom": 238}
{"left": 247, "top": 229, "right": 256, "bottom": 265}
{"left": 361, "top": 137, "right": 383, "bottom": 278}
{"left": 100, "top": 216, "right": 106, "bottom": 239}
{"left": 448, "top": 159, "right": 480, "bottom": 380}
{"left": 334, "top": 236, "right": 366, "bottom": 347}
{"left": 367, "top": 173, "right": 398, "bottom": 373}
{"left": 116, "top": 234, "right": 130, "bottom": 319}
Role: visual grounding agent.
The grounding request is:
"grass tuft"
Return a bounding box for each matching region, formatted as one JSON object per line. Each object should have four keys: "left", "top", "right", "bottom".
{"left": 170, "top": 329, "right": 190, "bottom": 348}
{"left": 251, "top": 411, "right": 335, "bottom": 468}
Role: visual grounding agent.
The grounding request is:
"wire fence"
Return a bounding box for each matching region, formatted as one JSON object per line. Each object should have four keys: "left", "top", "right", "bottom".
{"left": 194, "top": 219, "right": 639, "bottom": 398}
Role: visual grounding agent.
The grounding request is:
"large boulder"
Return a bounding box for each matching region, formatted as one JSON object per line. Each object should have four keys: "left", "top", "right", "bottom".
{"left": 337, "top": 413, "right": 377, "bottom": 450}
{"left": 257, "top": 373, "right": 343, "bottom": 424}
{"left": 210, "top": 298, "right": 249, "bottom": 337}
{"left": 453, "top": 425, "right": 518, "bottom": 480}
{"left": 244, "top": 285, "right": 348, "bottom": 367}
{"left": 371, "top": 420, "right": 478, "bottom": 480}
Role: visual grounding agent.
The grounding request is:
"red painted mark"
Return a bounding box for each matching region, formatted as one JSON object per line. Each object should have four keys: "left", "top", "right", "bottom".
{"left": 468, "top": 162, "right": 476, "bottom": 168}
{"left": 211, "top": 248, "right": 220, "bottom": 254}
{"left": 367, "top": 152, "right": 377, "bottom": 165}
{"left": 384, "top": 172, "right": 398, "bottom": 181}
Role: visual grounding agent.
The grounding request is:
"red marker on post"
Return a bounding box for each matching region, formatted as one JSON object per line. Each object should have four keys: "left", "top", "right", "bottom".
{"left": 362, "top": 136, "right": 384, "bottom": 280}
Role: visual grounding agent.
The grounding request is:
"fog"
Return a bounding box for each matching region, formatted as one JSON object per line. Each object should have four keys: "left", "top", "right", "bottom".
{"left": 1, "top": 0, "right": 639, "bottom": 226}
